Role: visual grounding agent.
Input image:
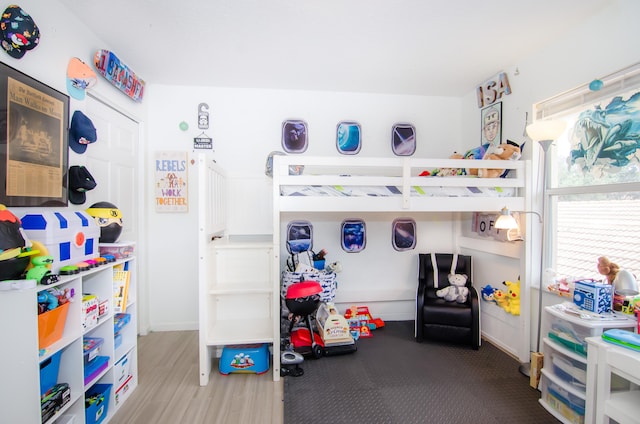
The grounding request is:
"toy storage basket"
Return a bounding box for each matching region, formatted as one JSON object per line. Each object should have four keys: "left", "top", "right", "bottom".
{"left": 281, "top": 270, "right": 337, "bottom": 303}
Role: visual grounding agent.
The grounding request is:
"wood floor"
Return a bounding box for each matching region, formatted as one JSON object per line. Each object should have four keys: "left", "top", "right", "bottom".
{"left": 110, "top": 331, "right": 284, "bottom": 424}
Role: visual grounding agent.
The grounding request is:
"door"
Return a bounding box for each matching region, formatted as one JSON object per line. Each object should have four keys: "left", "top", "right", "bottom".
{"left": 76, "top": 93, "right": 146, "bottom": 333}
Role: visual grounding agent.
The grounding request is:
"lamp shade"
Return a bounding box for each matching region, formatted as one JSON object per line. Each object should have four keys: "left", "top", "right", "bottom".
{"left": 495, "top": 207, "right": 518, "bottom": 230}
{"left": 526, "top": 120, "right": 567, "bottom": 142}
{"left": 613, "top": 270, "right": 639, "bottom": 296}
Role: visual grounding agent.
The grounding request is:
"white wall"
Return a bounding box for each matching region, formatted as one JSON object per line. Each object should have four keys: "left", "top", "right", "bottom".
{"left": 460, "top": 0, "right": 640, "bottom": 354}
{"left": 146, "top": 87, "right": 462, "bottom": 329}
{"left": 4, "top": 1, "right": 150, "bottom": 330}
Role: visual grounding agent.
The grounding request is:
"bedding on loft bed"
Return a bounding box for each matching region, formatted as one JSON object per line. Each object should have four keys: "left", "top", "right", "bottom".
{"left": 271, "top": 156, "right": 529, "bottom": 212}
{"left": 280, "top": 183, "right": 515, "bottom": 198}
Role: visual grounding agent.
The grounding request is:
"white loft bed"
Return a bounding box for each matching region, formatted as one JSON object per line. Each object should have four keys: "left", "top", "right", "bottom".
{"left": 272, "top": 155, "right": 527, "bottom": 213}
{"left": 272, "top": 155, "right": 533, "bottom": 364}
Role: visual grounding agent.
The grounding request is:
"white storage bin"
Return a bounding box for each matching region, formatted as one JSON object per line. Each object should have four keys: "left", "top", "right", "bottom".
{"left": 540, "top": 374, "right": 585, "bottom": 424}
{"left": 547, "top": 347, "right": 587, "bottom": 390}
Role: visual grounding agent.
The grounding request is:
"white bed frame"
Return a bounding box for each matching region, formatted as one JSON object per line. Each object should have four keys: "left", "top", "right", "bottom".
{"left": 272, "top": 155, "right": 534, "bottom": 364}
{"left": 198, "top": 154, "right": 534, "bottom": 383}
{"left": 272, "top": 155, "right": 527, "bottom": 213}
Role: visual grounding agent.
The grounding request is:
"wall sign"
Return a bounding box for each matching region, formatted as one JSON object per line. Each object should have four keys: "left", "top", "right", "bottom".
{"left": 154, "top": 151, "right": 188, "bottom": 212}
{"left": 94, "top": 49, "right": 145, "bottom": 102}
{"left": 198, "top": 103, "right": 209, "bottom": 129}
{"left": 472, "top": 212, "right": 521, "bottom": 242}
{"left": 193, "top": 134, "right": 213, "bottom": 150}
{"left": 476, "top": 72, "right": 511, "bottom": 108}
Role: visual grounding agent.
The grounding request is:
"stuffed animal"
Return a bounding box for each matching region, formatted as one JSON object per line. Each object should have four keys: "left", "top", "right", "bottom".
{"left": 463, "top": 143, "right": 489, "bottom": 176}
{"left": 436, "top": 273, "right": 469, "bottom": 303}
{"left": 477, "top": 142, "right": 522, "bottom": 178}
{"left": 597, "top": 256, "right": 619, "bottom": 284}
{"left": 493, "top": 288, "right": 508, "bottom": 309}
{"left": 502, "top": 280, "right": 520, "bottom": 316}
{"left": 433, "top": 152, "right": 464, "bottom": 177}
{"left": 480, "top": 285, "right": 497, "bottom": 303}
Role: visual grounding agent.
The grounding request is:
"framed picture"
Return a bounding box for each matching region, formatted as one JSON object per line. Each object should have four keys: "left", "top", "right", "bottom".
{"left": 392, "top": 123, "right": 416, "bottom": 156}
{"left": 336, "top": 121, "right": 361, "bottom": 154}
{"left": 481, "top": 102, "right": 502, "bottom": 147}
{"left": 0, "top": 62, "right": 69, "bottom": 206}
{"left": 392, "top": 218, "right": 416, "bottom": 251}
{"left": 341, "top": 219, "right": 365, "bottom": 252}
{"left": 282, "top": 119, "right": 308, "bottom": 153}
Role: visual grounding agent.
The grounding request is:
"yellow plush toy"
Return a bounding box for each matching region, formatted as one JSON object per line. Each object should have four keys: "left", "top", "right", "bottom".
{"left": 493, "top": 288, "right": 508, "bottom": 309}
{"left": 502, "top": 280, "right": 520, "bottom": 316}
{"left": 477, "top": 143, "right": 521, "bottom": 178}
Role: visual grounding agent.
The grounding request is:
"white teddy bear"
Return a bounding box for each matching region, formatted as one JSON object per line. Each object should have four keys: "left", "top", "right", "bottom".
{"left": 436, "top": 273, "right": 469, "bottom": 303}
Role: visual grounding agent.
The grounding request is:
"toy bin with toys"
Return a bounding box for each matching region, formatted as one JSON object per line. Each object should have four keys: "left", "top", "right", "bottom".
{"left": 219, "top": 344, "right": 269, "bottom": 375}
{"left": 85, "top": 383, "right": 112, "bottom": 424}
{"left": 38, "top": 301, "right": 70, "bottom": 349}
{"left": 39, "top": 350, "right": 62, "bottom": 396}
{"left": 98, "top": 242, "right": 135, "bottom": 260}
{"left": 20, "top": 211, "right": 100, "bottom": 273}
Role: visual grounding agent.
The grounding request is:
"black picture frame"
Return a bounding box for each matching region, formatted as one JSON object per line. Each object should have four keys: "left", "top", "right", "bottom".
{"left": 0, "top": 62, "right": 69, "bottom": 206}
{"left": 481, "top": 101, "right": 502, "bottom": 147}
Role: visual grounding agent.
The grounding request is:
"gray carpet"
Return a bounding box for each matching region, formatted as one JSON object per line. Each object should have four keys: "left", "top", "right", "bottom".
{"left": 284, "top": 321, "right": 559, "bottom": 424}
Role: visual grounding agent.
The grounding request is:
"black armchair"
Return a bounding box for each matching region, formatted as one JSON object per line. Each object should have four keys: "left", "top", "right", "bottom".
{"left": 416, "top": 253, "right": 480, "bottom": 349}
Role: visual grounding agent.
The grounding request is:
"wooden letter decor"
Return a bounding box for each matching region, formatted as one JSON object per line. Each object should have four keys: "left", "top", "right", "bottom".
{"left": 476, "top": 72, "right": 511, "bottom": 108}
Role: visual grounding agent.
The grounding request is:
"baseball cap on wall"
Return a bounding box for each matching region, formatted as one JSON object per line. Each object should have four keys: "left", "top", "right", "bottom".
{"left": 0, "top": 5, "right": 40, "bottom": 59}
{"left": 68, "top": 165, "right": 97, "bottom": 205}
{"left": 69, "top": 110, "right": 97, "bottom": 154}
{"left": 67, "top": 57, "right": 97, "bottom": 100}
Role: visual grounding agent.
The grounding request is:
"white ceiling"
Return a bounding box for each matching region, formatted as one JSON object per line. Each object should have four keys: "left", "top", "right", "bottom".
{"left": 58, "top": 0, "right": 612, "bottom": 96}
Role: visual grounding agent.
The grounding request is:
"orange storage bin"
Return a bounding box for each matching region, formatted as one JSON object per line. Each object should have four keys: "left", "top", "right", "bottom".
{"left": 38, "top": 302, "right": 70, "bottom": 349}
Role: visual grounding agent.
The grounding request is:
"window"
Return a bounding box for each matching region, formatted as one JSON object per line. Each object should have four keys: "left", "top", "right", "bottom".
{"left": 537, "top": 63, "right": 640, "bottom": 282}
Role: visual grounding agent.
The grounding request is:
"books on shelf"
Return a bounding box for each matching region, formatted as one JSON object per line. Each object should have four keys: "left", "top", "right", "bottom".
{"left": 113, "top": 262, "right": 130, "bottom": 313}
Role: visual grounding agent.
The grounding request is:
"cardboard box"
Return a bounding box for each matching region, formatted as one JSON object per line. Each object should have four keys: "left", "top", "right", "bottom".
{"left": 530, "top": 352, "right": 544, "bottom": 389}
{"left": 573, "top": 279, "right": 612, "bottom": 314}
{"left": 82, "top": 295, "right": 99, "bottom": 331}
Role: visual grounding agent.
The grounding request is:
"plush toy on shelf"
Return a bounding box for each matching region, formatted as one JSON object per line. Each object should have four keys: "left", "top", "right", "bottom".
{"left": 476, "top": 141, "right": 522, "bottom": 178}
{"left": 597, "top": 256, "right": 619, "bottom": 284}
{"left": 493, "top": 288, "right": 508, "bottom": 309}
{"left": 436, "top": 273, "right": 469, "bottom": 303}
{"left": 502, "top": 280, "right": 521, "bottom": 316}
{"left": 480, "top": 285, "right": 497, "bottom": 303}
{"left": 432, "top": 152, "right": 464, "bottom": 177}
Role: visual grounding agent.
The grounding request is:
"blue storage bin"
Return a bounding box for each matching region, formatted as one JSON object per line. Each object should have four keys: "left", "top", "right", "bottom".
{"left": 40, "top": 350, "right": 62, "bottom": 396}
{"left": 85, "top": 383, "right": 112, "bottom": 424}
{"left": 114, "top": 313, "right": 130, "bottom": 333}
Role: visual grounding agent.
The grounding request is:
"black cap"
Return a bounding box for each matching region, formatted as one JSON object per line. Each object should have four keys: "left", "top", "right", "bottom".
{"left": 68, "top": 165, "right": 96, "bottom": 205}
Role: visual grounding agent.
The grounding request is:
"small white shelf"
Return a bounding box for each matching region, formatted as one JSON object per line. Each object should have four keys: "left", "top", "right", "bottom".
{"left": 0, "top": 257, "right": 138, "bottom": 423}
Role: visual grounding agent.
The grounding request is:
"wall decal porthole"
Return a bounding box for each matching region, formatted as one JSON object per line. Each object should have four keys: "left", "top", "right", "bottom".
{"left": 392, "top": 123, "right": 416, "bottom": 156}
{"left": 336, "top": 121, "right": 361, "bottom": 155}
{"left": 282, "top": 119, "right": 308, "bottom": 153}
{"left": 341, "top": 219, "right": 365, "bottom": 252}
{"left": 392, "top": 218, "right": 416, "bottom": 251}
{"left": 286, "top": 220, "right": 313, "bottom": 253}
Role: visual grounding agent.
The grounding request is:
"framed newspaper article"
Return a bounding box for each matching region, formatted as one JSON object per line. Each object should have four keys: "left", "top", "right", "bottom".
{"left": 0, "top": 62, "right": 69, "bottom": 206}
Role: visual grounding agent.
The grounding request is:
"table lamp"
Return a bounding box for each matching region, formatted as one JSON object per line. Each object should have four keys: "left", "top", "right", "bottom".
{"left": 612, "top": 269, "right": 639, "bottom": 312}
